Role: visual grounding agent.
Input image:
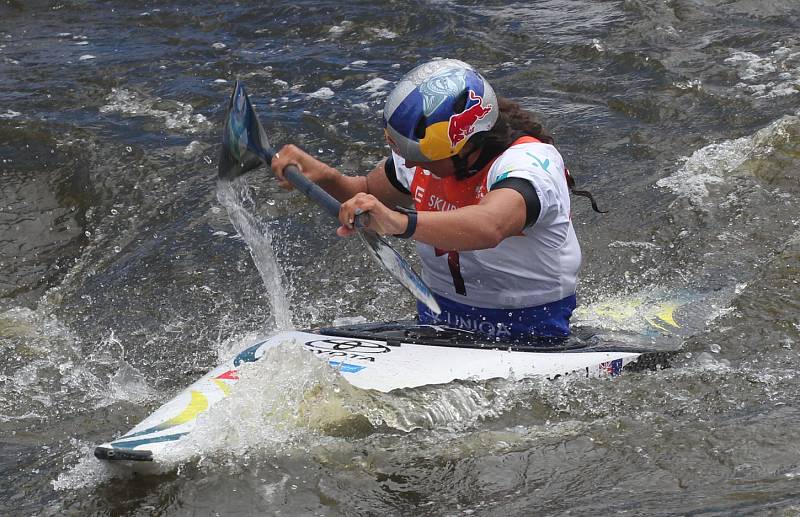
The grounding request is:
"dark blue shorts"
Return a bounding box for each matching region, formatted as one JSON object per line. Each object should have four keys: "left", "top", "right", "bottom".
{"left": 417, "top": 293, "right": 576, "bottom": 342}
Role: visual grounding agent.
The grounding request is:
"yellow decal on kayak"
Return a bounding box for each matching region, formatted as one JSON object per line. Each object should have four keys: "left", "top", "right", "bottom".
{"left": 163, "top": 390, "right": 209, "bottom": 427}
{"left": 212, "top": 378, "right": 232, "bottom": 396}
{"left": 594, "top": 298, "right": 640, "bottom": 321}
{"left": 645, "top": 304, "right": 681, "bottom": 331}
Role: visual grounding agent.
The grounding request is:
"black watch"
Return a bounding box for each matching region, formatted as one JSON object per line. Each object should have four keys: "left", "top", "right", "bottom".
{"left": 393, "top": 206, "right": 417, "bottom": 239}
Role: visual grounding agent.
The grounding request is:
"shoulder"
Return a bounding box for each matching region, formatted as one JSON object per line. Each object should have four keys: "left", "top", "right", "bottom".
{"left": 487, "top": 142, "right": 565, "bottom": 189}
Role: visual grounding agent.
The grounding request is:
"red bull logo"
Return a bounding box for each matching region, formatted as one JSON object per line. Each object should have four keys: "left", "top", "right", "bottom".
{"left": 448, "top": 90, "right": 493, "bottom": 149}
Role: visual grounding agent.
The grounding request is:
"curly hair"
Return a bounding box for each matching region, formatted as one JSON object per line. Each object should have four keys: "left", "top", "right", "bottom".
{"left": 464, "top": 97, "right": 605, "bottom": 213}
{"left": 472, "top": 97, "right": 554, "bottom": 154}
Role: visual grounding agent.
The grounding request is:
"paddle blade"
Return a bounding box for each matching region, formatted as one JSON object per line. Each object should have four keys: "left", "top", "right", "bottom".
{"left": 218, "top": 80, "right": 273, "bottom": 180}
{"left": 358, "top": 231, "right": 442, "bottom": 315}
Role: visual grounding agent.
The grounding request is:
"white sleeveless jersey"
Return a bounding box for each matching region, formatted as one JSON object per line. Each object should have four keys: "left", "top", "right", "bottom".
{"left": 393, "top": 139, "right": 581, "bottom": 309}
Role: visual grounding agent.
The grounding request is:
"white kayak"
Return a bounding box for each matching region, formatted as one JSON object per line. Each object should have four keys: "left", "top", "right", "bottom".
{"left": 94, "top": 320, "right": 677, "bottom": 463}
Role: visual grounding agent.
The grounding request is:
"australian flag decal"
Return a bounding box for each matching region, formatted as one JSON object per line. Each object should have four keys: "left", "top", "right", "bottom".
{"left": 599, "top": 359, "right": 624, "bottom": 376}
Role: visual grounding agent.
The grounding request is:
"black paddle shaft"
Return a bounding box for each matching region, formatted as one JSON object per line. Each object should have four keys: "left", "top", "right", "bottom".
{"left": 283, "top": 166, "right": 339, "bottom": 219}
{"left": 283, "top": 165, "right": 368, "bottom": 228}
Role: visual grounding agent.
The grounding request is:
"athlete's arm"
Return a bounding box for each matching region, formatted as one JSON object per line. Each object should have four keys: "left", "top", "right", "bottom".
{"left": 271, "top": 144, "right": 411, "bottom": 208}
{"left": 338, "top": 187, "right": 530, "bottom": 251}
{"left": 363, "top": 157, "right": 414, "bottom": 208}
{"left": 269, "top": 144, "right": 365, "bottom": 202}
{"left": 411, "top": 188, "right": 529, "bottom": 250}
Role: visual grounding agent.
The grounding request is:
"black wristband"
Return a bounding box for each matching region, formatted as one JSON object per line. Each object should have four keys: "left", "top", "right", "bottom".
{"left": 393, "top": 206, "right": 417, "bottom": 239}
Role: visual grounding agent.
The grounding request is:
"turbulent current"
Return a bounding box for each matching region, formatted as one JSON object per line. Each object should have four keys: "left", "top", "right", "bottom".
{"left": 1, "top": 1, "right": 800, "bottom": 515}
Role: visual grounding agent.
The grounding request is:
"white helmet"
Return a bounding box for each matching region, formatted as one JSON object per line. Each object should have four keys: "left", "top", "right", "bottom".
{"left": 383, "top": 59, "right": 498, "bottom": 162}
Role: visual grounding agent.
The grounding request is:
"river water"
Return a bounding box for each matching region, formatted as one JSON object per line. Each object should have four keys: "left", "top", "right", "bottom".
{"left": 2, "top": 0, "right": 799, "bottom": 515}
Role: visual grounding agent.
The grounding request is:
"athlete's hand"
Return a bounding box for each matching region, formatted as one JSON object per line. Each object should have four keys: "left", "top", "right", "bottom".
{"left": 270, "top": 144, "right": 336, "bottom": 190}
{"left": 337, "top": 193, "right": 410, "bottom": 237}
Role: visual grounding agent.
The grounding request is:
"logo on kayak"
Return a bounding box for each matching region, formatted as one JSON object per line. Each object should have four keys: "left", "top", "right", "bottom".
{"left": 305, "top": 339, "right": 390, "bottom": 354}
{"left": 304, "top": 338, "right": 390, "bottom": 363}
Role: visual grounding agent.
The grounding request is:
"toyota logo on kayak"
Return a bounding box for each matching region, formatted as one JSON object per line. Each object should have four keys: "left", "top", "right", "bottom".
{"left": 304, "top": 339, "right": 390, "bottom": 354}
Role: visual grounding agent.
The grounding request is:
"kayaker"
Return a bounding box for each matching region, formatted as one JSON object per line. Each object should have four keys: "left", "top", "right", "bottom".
{"left": 271, "top": 59, "right": 600, "bottom": 343}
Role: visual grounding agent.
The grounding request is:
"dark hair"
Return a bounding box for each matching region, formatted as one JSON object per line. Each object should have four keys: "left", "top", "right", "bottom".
{"left": 466, "top": 97, "right": 605, "bottom": 213}
{"left": 497, "top": 97, "right": 554, "bottom": 144}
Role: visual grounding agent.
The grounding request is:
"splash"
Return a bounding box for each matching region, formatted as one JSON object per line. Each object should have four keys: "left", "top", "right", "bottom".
{"left": 159, "top": 340, "right": 368, "bottom": 466}
{"left": 657, "top": 113, "right": 800, "bottom": 205}
{"left": 155, "top": 337, "right": 567, "bottom": 469}
{"left": 51, "top": 444, "right": 123, "bottom": 490}
{"left": 216, "top": 179, "right": 293, "bottom": 330}
{"left": 573, "top": 287, "right": 734, "bottom": 342}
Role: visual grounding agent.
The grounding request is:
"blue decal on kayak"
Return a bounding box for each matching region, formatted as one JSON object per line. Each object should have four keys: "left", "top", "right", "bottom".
{"left": 328, "top": 361, "right": 365, "bottom": 373}
{"left": 110, "top": 432, "right": 188, "bottom": 450}
{"left": 115, "top": 389, "right": 210, "bottom": 441}
{"left": 234, "top": 340, "right": 267, "bottom": 366}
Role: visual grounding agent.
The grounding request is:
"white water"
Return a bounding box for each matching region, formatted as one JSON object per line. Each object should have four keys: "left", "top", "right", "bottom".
{"left": 657, "top": 111, "right": 800, "bottom": 205}
{"left": 99, "top": 88, "right": 211, "bottom": 133}
{"left": 216, "top": 179, "right": 293, "bottom": 330}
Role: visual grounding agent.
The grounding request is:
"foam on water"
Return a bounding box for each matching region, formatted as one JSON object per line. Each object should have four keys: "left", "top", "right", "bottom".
{"left": 0, "top": 307, "right": 82, "bottom": 418}
{"left": 371, "top": 28, "right": 398, "bottom": 40}
{"left": 369, "top": 379, "right": 541, "bottom": 432}
{"left": 163, "top": 341, "right": 351, "bottom": 466}
{"left": 99, "top": 88, "right": 211, "bottom": 133}
{"left": 106, "top": 356, "right": 155, "bottom": 405}
{"left": 657, "top": 112, "right": 800, "bottom": 205}
{"left": 725, "top": 42, "right": 800, "bottom": 99}
{"left": 356, "top": 77, "right": 391, "bottom": 98}
{"left": 307, "top": 87, "right": 335, "bottom": 100}
{"left": 51, "top": 444, "right": 123, "bottom": 491}
{"left": 0, "top": 307, "right": 158, "bottom": 419}
{"left": 328, "top": 21, "right": 353, "bottom": 36}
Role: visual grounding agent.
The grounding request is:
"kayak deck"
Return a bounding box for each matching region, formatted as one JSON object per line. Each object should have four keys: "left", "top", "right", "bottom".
{"left": 320, "top": 320, "right": 677, "bottom": 353}
{"left": 94, "top": 321, "right": 679, "bottom": 463}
